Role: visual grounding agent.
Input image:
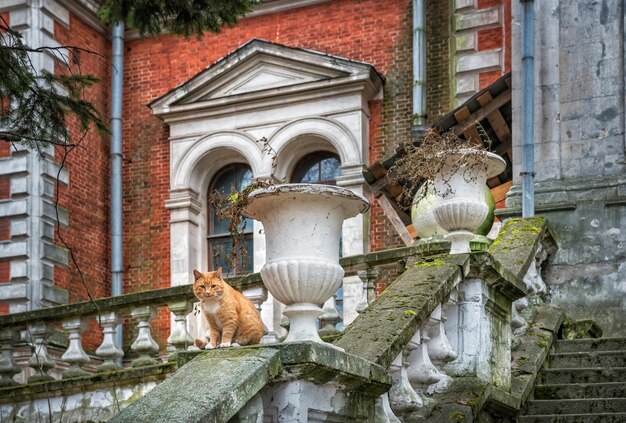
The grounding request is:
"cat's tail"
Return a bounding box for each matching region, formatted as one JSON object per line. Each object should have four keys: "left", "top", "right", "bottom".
{"left": 194, "top": 338, "right": 208, "bottom": 349}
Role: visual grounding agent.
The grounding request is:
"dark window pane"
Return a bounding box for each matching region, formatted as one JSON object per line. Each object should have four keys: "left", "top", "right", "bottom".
{"left": 292, "top": 152, "right": 340, "bottom": 184}
{"left": 208, "top": 164, "right": 254, "bottom": 273}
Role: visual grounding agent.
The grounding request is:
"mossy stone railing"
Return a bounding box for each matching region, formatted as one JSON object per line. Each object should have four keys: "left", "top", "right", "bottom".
{"left": 332, "top": 217, "right": 557, "bottom": 421}
{"left": 0, "top": 217, "right": 557, "bottom": 422}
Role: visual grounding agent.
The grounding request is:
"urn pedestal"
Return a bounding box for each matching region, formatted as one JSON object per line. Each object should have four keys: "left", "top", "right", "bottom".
{"left": 243, "top": 184, "right": 369, "bottom": 345}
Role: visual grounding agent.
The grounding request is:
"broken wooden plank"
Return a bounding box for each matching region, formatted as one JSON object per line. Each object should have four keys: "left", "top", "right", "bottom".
{"left": 375, "top": 193, "right": 414, "bottom": 246}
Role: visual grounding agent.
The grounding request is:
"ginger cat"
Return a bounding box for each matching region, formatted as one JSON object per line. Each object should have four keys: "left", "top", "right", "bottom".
{"left": 193, "top": 268, "right": 263, "bottom": 349}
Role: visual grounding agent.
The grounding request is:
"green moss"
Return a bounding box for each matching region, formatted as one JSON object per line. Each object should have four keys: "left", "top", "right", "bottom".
{"left": 404, "top": 310, "right": 416, "bottom": 316}
{"left": 451, "top": 411, "right": 466, "bottom": 422}
{"left": 413, "top": 259, "right": 445, "bottom": 267}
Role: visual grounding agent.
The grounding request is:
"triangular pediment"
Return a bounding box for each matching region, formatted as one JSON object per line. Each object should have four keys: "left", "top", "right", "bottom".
{"left": 150, "top": 39, "right": 383, "bottom": 117}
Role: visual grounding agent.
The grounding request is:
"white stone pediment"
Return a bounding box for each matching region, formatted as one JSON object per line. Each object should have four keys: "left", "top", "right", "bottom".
{"left": 189, "top": 58, "right": 347, "bottom": 102}
{"left": 150, "top": 39, "right": 383, "bottom": 119}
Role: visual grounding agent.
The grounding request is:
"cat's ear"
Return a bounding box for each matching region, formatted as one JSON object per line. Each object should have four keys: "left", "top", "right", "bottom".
{"left": 193, "top": 269, "right": 202, "bottom": 280}
{"left": 215, "top": 267, "right": 222, "bottom": 279}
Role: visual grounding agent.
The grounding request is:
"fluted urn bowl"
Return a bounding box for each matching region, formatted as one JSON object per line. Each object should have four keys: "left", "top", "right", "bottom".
{"left": 242, "top": 184, "right": 369, "bottom": 344}
{"left": 431, "top": 149, "right": 506, "bottom": 254}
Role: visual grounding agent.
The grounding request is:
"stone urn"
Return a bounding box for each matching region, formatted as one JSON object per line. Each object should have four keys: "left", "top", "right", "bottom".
{"left": 431, "top": 149, "right": 505, "bottom": 254}
{"left": 242, "top": 184, "right": 369, "bottom": 344}
{"left": 411, "top": 180, "right": 497, "bottom": 239}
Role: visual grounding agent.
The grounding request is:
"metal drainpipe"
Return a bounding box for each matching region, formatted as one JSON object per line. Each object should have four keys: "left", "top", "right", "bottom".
{"left": 413, "top": 0, "right": 427, "bottom": 131}
{"left": 110, "top": 21, "right": 124, "bottom": 351}
{"left": 520, "top": 0, "right": 535, "bottom": 217}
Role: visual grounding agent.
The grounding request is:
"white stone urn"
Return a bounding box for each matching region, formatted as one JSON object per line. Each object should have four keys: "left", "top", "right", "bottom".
{"left": 243, "top": 184, "right": 369, "bottom": 344}
{"left": 431, "top": 149, "right": 505, "bottom": 254}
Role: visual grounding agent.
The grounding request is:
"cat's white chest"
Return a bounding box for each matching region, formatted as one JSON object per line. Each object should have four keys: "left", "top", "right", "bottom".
{"left": 202, "top": 299, "right": 220, "bottom": 315}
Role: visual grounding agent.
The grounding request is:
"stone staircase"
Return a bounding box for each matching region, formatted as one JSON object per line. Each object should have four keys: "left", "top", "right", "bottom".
{"left": 519, "top": 338, "right": 626, "bottom": 422}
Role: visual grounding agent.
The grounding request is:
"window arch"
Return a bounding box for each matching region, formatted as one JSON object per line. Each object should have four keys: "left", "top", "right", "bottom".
{"left": 291, "top": 152, "right": 341, "bottom": 184}
{"left": 207, "top": 164, "right": 253, "bottom": 274}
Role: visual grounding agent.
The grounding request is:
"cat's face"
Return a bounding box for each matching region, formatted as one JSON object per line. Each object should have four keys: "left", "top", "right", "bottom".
{"left": 193, "top": 268, "right": 224, "bottom": 301}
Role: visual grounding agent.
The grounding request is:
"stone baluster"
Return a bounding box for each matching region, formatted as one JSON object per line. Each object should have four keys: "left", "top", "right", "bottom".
{"left": 445, "top": 279, "right": 481, "bottom": 378}
{"left": 375, "top": 393, "right": 401, "bottom": 423}
{"left": 318, "top": 297, "right": 341, "bottom": 337}
{"left": 388, "top": 351, "right": 423, "bottom": 414}
{"left": 0, "top": 328, "right": 22, "bottom": 387}
{"left": 130, "top": 306, "right": 159, "bottom": 367}
{"left": 61, "top": 317, "right": 90, "bottom": 378}
{"left": 26, "top": 322, "right": 56, "bottom": 382}
{"left": 95, "top": 312, "right": 124, "bottom": 372}
{"left": 424, "top": 304, "right": 456, "bottom": 394}
{"left": 356, "top": 268, "right": 379, "bottom": 314}
{"left": 167, "top": 300, "right": 194, "bottom": 359}
{"left": 243, "top": 286, "right": 276, "bottom": 343}
{"left": 405, "top": 330, "right": 440, "bottom": 389}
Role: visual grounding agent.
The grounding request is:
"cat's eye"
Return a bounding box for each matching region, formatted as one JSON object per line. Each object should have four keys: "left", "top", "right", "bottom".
{"left": 211, "top": 284, "right": 217, "bottom": 288}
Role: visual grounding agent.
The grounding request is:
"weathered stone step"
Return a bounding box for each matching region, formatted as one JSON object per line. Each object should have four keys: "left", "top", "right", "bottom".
{"left": 541, "top": 367, "right": 626, "bottom": 384}
{"left": 549, "top": 351, "right": 626, "bottom": 368}
{"left": 533, "top": 382, "right": 626, "bottom": 400}
{"left": 525, "top": 398, "right": 626, "bottom": 415}
{"left": 518, "top": 412, "right": 626, "bottom": 423}
{"left": 555, "top": 338, "right": 626, "bottom": 353}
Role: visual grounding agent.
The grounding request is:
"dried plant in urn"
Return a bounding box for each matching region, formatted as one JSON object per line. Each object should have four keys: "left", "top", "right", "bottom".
{"left": 389, "top": 128, "right": 506, "bottom": 254}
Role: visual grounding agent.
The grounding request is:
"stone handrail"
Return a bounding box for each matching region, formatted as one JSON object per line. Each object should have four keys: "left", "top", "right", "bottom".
{"left": 333, "top": 217, "right": 557, "bottom": 420}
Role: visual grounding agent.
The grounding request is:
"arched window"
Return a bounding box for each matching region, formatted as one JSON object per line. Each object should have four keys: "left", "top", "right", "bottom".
{"left": 207, "top": 164, "right": 253, "bottom": 274}
{"left": 292, "top": 152, "right": 341, "bottom": 185}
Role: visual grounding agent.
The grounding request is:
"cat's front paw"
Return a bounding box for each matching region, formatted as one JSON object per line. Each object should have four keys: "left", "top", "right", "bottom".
{"left": 218, "top": 342, "right": 231, "bottom": 348}
{"left": 205, "top": 342, "right": 217, "bottom": 350}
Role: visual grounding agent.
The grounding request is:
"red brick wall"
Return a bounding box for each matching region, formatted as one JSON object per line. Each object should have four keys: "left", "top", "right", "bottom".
{"left": 54, "top": 15, "right": 111, "bottom": 303}
{"left": 53, "top": 15, "right": 111, "bottom": 348}
{"left": 122, "top": 0, "right": 413, "bottom": 294}
{"left": 477, "top": 0, "right": 511, "bottom": 89}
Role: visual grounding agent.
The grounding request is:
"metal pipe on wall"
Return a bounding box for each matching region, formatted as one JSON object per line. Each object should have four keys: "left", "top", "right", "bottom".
{"left": 110, "top": 21, "right": 124, "bottom": 349}
{"left": 520, "top": 0, "right": 535, "bottom": 217}
{"left": 413, "top": 0, "right": 426, "bottom": 129}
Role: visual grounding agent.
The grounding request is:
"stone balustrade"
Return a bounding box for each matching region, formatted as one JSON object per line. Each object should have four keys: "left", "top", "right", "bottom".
{"left": 335, "top": 217, "right": 557, "bottom": 421}
{"left": 0, "top": 272, "right": 267, "bottom": 387}
{"left": 0, "top": 218, "right": 556, "bottom": 422}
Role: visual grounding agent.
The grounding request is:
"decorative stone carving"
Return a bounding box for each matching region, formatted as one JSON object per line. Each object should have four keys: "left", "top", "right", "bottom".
{"left": 432, "top": 150, "right": 506, "bottom": 254}
{"left": 61, "top": 317, "right": 90, "bottom": 378}
{"left": 523, "top": 244, "right": 548, "bottom": 295}
{"left": 130, "top": 306, "right": 159, "bottom": 367}
{"left": 26, "top": 322, "right": 56, "bottom": 382}
{"left": 318, "top": 296, "right": 341, "bottom": 337}
{"left": 95, "top": 312, "right": 124, "bottom": 372}
{"left": 243, "top": 184, "right": 369, "bottom": 344}
{"left": 167, "top": 300, "right": 194, "bottom": 358}
{"left": 0, "top": 328, "right": 21, "bottom": 387}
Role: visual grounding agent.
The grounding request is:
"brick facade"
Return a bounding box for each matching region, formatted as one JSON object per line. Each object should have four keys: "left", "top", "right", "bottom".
{"left": 2, "top": 0, "right": 511, "bottom": 339}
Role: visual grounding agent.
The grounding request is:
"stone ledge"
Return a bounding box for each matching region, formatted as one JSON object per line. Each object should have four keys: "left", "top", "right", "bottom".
{"left": 113, "top": 342, "right": 388, "bottom": 423}
{"left": 488, "top": 217, "right": 552, "bottom": 286}
{"left": 0, "top": 362, "right": 176, "bottom": 404}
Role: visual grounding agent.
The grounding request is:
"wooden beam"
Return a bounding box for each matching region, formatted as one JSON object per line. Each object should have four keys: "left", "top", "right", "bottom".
{"left": 454, "top": 106, "right": 482, "bottom": 142}
{"left": 375, "top": 193, "right": 414, "bottom": 247}
{"left": 453, "top": 89, "right": 512, "bottom": 137}
{"left": 477, "top": 91, "right": 511, "bottom": 147}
